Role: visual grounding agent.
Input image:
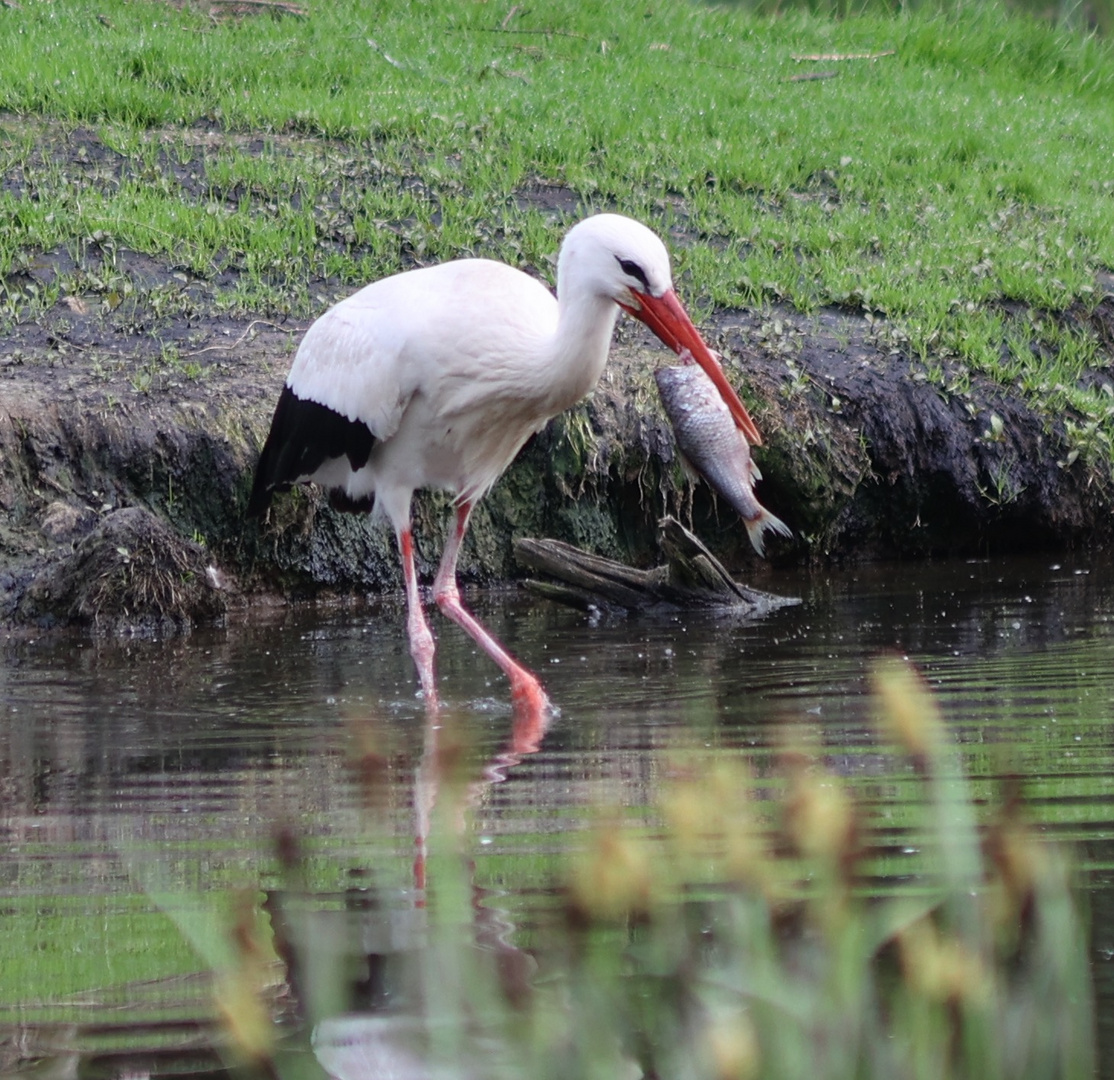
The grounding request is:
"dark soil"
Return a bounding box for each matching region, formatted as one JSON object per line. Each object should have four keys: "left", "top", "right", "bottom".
{"left": 708, "top": 304, "right": 1114, "bottom": 559}
{"left": 2, "top": 121, "right": 1112, "bottom": 632}
{"left": 16, "top": 505, "right": 228, "bottom": 632}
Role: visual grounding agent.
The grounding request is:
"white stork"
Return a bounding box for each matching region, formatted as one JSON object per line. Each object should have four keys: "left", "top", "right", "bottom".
{"left": 248, "top": 213, "right": 761, "bottom": 716}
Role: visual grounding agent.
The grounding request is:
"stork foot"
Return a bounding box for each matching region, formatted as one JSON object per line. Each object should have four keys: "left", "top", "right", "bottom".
{"left": 509, "top": 698, "right": 549, "bottom": 756}
{"left": 509, "top": 670, "right": 550, "bottom": 727}
{"left": 408, "top": 621, "right": 439, "bottom": 706}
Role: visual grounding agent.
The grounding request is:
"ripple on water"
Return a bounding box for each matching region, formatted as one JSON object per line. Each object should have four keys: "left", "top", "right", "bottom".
{"left": 1, "top": 555, "right": 1113, "bottom": 1069}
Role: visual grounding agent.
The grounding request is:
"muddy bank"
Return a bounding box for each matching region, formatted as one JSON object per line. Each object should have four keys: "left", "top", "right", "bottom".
{"left": 1, "top": 273, "right": 1111, "bottom": 632}
{"left": 2, "top": 116, "right": 1111, "bottom": 631}
{"left": 709, "top": 301, "right": 1114, "bottom": 557}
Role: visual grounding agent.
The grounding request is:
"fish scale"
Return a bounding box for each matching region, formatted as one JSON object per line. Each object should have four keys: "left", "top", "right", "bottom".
{"left": 655, "top": 361, "right": 791, "bottom": 557}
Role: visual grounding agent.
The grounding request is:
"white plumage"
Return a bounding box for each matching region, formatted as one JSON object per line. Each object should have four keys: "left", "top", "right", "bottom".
{"left": 249, "top": 214, "right": 761, "bottom": 716}
{"left": 291, "top": 259, "right": 565, "bottom": 517}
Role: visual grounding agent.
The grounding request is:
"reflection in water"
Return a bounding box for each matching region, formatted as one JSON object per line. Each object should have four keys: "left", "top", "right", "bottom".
{"left": 0, "top": 556, "right": 1112, "bottom": 1074}
{"left": 268, "top": 699, "right": 550, "bottom": 1080}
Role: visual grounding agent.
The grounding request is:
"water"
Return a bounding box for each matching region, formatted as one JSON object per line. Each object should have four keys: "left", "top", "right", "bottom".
{"left": 1, "top": 554, "right": 1113, "bottom": 1075}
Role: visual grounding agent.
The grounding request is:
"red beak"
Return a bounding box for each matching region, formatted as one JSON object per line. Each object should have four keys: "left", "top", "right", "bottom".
{"left": 621, "top": 289, "right": 763, "bottom": 446}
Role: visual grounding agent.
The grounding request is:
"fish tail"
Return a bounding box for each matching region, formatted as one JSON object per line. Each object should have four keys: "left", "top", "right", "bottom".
{"left": 745, "top": 508, "right": 793, "bottom": 557}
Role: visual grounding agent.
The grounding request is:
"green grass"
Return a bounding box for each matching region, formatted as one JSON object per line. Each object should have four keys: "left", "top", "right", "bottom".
{"left": 0, "top": 0, "right": 1113, "bottom": 467}
{"left": 0, "top": 895, "right": 205, "bottom": 1013}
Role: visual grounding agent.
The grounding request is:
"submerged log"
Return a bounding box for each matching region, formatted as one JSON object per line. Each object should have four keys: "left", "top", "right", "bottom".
{"left": 514, "top": 515, "right": 798, "bottom": 616}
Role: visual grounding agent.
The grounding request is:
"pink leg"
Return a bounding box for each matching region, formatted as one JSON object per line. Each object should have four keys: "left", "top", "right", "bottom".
{"left": 398, "top": 526, "right": 438, "bottom": 705}
{"left": 433, "top": 502, "right": 549, "bottom": 717}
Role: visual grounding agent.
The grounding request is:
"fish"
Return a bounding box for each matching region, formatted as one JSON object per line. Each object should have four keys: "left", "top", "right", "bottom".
{"left": 654, "top": 353, "right": 791, "bottom": 557}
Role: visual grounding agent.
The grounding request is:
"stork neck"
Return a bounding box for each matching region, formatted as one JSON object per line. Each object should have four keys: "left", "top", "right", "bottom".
{"left": 547, "top": 283, "right": 621, "bottom": 411}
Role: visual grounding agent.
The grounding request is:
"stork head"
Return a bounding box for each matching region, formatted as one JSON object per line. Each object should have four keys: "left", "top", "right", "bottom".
{"left": 557, "top": 213, "right": 762, "bottom": 445}
{"left": 557, "top": 213, "right": 673, "bottom": 307}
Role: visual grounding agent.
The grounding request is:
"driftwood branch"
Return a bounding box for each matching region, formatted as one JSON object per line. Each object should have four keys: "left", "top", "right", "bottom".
{"left": 208, "top": 0, "right": 307, "bottom": 17}
{"left": 790, "top": 50, "right": 895, "bottom": 62}
{"left": 514, "top": 516, "right": 797, "bottom": 617}
{"left": 185, "top": 319, "right": 302, "bottom": 357}
{"left": 461, "top": 26, "right": 589, "bottom": 40}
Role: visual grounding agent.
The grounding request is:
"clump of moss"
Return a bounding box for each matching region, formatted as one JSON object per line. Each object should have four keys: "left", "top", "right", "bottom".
{"left": 18, "top": 506, "right": 227, "bottom": 632}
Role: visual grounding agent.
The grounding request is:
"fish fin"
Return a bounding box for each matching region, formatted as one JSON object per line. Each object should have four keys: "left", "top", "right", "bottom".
{"left": 744, "top": 508, "right": 793, "bottom": 558}
{"left": 749, "top": 459, "right": 762, "bottom": 482}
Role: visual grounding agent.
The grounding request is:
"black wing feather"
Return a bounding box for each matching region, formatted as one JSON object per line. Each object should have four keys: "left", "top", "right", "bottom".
{"left": 247, "top": 386, "right": 376, "bottom": 517}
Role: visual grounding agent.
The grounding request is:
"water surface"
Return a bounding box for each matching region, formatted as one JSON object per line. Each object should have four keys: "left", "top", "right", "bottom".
{"left": 2, "top": 554, "right": 1112, "bottom": 1074}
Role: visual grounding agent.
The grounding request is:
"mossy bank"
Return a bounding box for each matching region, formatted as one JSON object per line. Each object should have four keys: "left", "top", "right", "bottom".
{"left": 3, "top": 0, "right": 1114, "bottom": 630}
{"left": 1, "top": 203, "right": 1110, "bottom": 631}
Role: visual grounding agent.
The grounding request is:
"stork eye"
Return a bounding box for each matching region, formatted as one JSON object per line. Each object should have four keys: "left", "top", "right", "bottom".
{"left": 616, "top": 256, "right": 650, "bottom": 290}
